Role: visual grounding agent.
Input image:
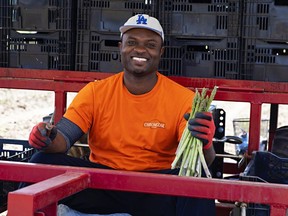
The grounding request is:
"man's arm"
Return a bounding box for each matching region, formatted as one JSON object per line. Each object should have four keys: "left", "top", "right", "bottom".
{"left": 42, "top": 129, "right": 68, "bottom": 153}
{"left": 203, "top": 145, "right": 216, "bottom": 166}
{"left": 28, "top": 117, "right": 85, "bottom": 153}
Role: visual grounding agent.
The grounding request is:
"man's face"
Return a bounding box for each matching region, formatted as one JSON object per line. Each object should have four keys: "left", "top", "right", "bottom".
{"left": 119, "top": 28, "right": 164, "bottom": 76}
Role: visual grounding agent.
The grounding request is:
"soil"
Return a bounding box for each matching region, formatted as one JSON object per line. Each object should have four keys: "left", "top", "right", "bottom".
{"left": 0, "top": 89, "right": 76, "bottom": 139}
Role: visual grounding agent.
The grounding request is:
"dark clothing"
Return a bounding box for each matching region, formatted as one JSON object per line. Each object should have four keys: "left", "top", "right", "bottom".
{"left": 26, "top": 152, "right": 216, "bottom": 216}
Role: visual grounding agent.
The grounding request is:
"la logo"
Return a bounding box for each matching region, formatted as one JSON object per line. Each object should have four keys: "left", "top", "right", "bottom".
{"left": 136, "top": 15, "right": 147, "bottom": 25}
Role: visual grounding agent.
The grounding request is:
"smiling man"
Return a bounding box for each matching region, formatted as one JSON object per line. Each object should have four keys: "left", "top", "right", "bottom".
{"left": 26, "top": 14, "right": 216, "bottom": 215}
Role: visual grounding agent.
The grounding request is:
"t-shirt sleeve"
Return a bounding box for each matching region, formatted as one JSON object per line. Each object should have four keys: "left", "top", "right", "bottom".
{"left": 64, "top": 82, "right": 95, "bottom": 133}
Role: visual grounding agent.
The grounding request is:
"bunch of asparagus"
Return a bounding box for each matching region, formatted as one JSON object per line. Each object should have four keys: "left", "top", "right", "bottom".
{"left": 171, "top": 86, "right": 217, "bottom": 178}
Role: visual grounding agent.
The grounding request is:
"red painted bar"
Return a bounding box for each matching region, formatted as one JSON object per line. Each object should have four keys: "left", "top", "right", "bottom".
{"left": 248, "top": 103, "right": 262, "bottom": 154}
{"left": 0, "top": 161, "right": 288, "bottom": 216}
{"left": 8, "top": 171, "right": 90, "bottom": 216}
{"left": 270, "top": 206, "right": 287, "bottom": 216}
{"left": 2, "top": 68, "right": 288, "bottom": 169}
{"left": 2, "top": 67, "right": 288, "bottom": 94}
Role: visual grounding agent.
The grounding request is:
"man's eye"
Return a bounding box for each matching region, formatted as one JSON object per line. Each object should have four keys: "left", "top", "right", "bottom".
{"left": 127, "top": 41, "right": 136, "bottom": 46}
{"left": 147, "top": 43, "right": 157, "bottom": 49}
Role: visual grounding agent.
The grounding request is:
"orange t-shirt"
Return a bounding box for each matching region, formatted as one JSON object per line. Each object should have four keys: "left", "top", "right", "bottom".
{"left": 64, "top": 72, "right": 195, "bottom": 171}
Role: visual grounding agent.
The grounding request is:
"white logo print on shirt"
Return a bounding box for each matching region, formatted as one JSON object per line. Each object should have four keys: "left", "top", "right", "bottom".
{"left": 143, "top": 120, "right": 165, "bottom": 129}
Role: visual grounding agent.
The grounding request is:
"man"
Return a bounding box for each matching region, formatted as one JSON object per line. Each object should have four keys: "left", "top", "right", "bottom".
{"left": 28, "top": 14, "right": 216, "bottom": 215}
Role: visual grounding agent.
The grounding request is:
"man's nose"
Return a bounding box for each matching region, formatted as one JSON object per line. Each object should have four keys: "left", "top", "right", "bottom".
{"left": 133, "top": 44, "right": 146, "bottom": 53}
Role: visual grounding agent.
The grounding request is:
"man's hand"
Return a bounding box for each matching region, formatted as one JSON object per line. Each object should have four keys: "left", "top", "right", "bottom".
{"left": 29, "top": 122, "right": 57, "bottom": 149}
{"left": 184, "top": 112, "right": 215, "bottom": 149}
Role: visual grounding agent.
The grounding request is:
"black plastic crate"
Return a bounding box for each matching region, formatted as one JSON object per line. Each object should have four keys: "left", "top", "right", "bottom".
{"left": 234, "top": 151, "right": 288, "bottom": 216}
{"left": 75, "top": 31, "right": 122, "bottom": 72}
{"left": 0, "top": 1, "right": 12, "bottom": 29}
{"left": 236, "top": 151, "right": 288, "bottom": 215}
{"left": 158, "top": 0, "right": 240, "bottom": 39}
{"left": 1, "top": 0, "right": 77, "bottom": 70}
{"left": 0, "top": 139, "right": 34, "bottom": 162}
{"left": 159, "top": 44, "right": 184, "bottom": 76}
{"left": 239, "top": 0, "right": 288, "bottom": 81}
{"left": 8, "top": 30, "right": 74, "bottom": 70}
{"left": 75, "top": 31, "right": 186, "bottom": 75}
{"left": 242, "top": 0, "right": 288, "bottom": 42}
{"left": 0, "top": 1, "right": 12, "bottom": 67}
{"left": 75, "top": 32, "right": 241, "bottom": 78}
{"left": 77, "top": 0, "right": 157, "bottom": 32}
{"left": 160, "top": 37, "right": 240, "bottom": 79}
{"left": 243, "top": 40, "right": 288, "bottom": 82}
{"left": 0, "top": 27, "right": 10, "bottom": 67}
{"left": 241, "top": 151, "right": 288, "bottom": 184}
{"left": 10, "top": 0, "right": 77, "bottom": 32}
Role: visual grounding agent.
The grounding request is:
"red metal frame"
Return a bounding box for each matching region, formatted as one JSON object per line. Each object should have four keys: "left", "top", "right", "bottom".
{"left": 2, "top": 67, "right": 288, "bottom": 215}
{"left": 1, "top": 161, "right": 288, "bottom": 216}
{"left": 2, "top": 67, "right": 288, "bottom": 153}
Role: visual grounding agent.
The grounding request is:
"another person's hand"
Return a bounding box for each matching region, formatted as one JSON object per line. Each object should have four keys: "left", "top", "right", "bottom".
{"left": 184, "top": 112, "right": 215, "bottom": 149}
{"left": 29, "top": 122, "right": 57, "bottom": 149}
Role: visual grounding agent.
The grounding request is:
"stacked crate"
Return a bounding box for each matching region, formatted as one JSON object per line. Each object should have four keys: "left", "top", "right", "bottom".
{"left": 74, "top": 0, "right": 241, "bottom": 76}
{"left": 0, "top": 1, "right": 12, "bottom": 67}
{"left": 1, "top": 0, "right": 288, "bottom": 80}
{"left": 75, "top": 0, "right": 158, "bottom": 72}
{"left": 1, "top": 0, "right": 77, "bottom": 70}
{"left": 159, "top": 36, "right": 241, "bottom": 78}
{"left": 241, "top": 0, "right": 288, "bottom": 81}
{"left": 158, "top": 0, "right": 242, "bottom": 79}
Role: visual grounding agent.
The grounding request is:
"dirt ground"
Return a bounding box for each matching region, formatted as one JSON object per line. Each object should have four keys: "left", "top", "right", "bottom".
{"left": 0, "top": 89, "right": 76, "bottom": 140}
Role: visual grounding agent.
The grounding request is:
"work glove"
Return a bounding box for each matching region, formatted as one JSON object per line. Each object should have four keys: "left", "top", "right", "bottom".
{"left": 184, "top": 112, "right": 215, "bottom": 149}
{"left": 28, "top": 122, "right": 57, "bottom": 150}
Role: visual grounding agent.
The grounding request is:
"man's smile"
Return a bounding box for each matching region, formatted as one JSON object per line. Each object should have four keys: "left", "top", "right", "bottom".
{"left": 132, "top": 57, "right": 148, "bottom": 62}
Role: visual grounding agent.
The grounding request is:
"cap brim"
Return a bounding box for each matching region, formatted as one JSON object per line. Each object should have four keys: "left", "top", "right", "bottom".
{"left": 120, "top": 25, "right": 163, "bottom": 41}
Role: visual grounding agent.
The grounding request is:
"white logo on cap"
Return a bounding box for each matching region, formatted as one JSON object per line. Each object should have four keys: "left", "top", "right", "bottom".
{"left": 136, "top": 15, "right": 147, "bottom": 25}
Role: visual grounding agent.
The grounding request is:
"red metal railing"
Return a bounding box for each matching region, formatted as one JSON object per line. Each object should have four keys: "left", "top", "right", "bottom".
{"left": 2, "top": 67, "right": 288, "bottom": 215}
{"left": 2, "top": 67, "right": 288, "bottom": 154}
{"left": 1, "top": 161, "right": 288, "bottom": 216}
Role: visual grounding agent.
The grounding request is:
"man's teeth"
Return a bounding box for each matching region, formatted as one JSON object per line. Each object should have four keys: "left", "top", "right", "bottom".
{"left": 133, "top": 57, "right": 147, "bottom": 62}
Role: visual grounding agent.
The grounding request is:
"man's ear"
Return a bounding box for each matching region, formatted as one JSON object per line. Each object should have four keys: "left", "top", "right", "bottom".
{"left": 118, "top": 41, "right": 122, "bottom": 51}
